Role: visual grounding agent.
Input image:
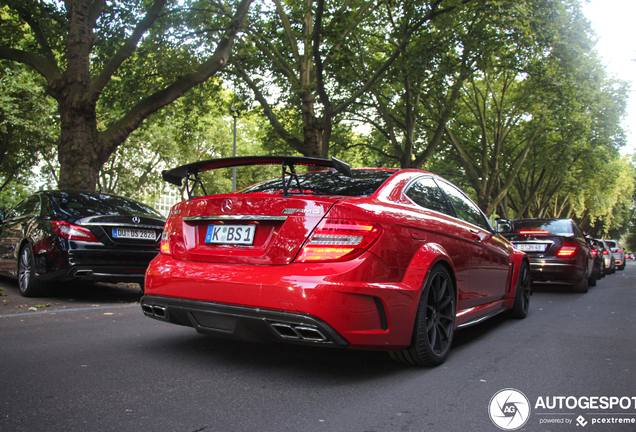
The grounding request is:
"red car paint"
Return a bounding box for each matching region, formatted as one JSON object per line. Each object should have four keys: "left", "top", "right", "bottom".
{"left": 142, "top": 157, "right": 529, "bottom": 364}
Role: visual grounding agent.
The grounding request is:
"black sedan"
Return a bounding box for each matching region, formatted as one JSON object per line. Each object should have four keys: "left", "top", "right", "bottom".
{"left": 0, "top": 191, "right": 165, "bottom": 297}
{"left": 498, "top": 218, "right": 595, "bottom": 293}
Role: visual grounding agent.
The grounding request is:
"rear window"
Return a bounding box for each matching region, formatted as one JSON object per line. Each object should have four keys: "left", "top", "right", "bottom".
{"left": 513, "top": 219, "right": 574, "bottom": 236}
{"left": 48, "top": 192, "right": 163, "bottom": 219}
{"left": 238, "top": 169, "right": 395, "bottom": 197}
{"left": 604, "top": 240, "right": 618, "bottom": 249}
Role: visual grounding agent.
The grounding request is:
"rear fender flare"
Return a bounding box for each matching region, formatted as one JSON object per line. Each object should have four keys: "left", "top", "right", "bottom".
{"left": 400, "top": 242, "right": 457, "bottom": 330}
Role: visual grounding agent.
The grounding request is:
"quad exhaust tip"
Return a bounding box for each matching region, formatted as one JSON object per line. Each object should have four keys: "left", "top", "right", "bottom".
{"left": 142, "top": 304, "right": 167, "bottom": 319}
{"left": 270, "top": 323, "right": 328, "bottom": 342}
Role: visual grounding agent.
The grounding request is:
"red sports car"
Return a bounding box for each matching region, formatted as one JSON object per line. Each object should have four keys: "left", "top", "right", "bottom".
{"left": 142, "top": 156, "right": 530, "bottom": 366}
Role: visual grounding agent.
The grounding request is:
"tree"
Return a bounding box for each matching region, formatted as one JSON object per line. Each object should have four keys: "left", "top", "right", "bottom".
{"left": 0, "top": 62, "right": 57, "bottom": 197}
{"left": 227, "top": 0, "right": 473, "bottom": 160}
{"left": 0, "top": 0, "right": 253, "bottom": 191}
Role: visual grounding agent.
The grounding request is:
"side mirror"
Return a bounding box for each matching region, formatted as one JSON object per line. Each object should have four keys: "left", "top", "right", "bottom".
{"left": 495, "top": 218, "right": 512, "bottom": 233}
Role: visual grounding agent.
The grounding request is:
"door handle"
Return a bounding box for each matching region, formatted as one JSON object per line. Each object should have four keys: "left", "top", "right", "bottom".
{"left": 470, "top": 230, "right": 482, "bottom": 242}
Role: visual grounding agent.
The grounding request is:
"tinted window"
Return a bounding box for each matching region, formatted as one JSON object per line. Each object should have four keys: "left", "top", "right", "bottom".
{"left": 512, "top": 219, "right": 574, "bottom": 236}
{"left": 405, "top": 177, "right": 452, "bottom": 215}
{"left": 48, "top": 192, "right": 162, "bottom": 219}
{"left": 239, "top": 169, "right": 395, "bottom": 197}
{"left": 6, "top": 195, "right": 40, "bottom": 219}
{"left": 437, "top": 181, "right": 491, "bottom": 230}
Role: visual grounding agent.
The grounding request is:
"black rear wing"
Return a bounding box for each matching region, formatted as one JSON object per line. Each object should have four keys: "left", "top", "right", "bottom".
{"left": 162, "top": 155, "right": 352, "bottom": 199}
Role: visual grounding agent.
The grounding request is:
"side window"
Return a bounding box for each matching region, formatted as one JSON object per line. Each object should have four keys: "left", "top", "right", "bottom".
{"left": 6, "top": 196, "right": 40, "bottom": 219}
{"left": 437, "top": 181, "right": 491, "bottom": 231}
{"left": 405, "top": 177, "right": 452, "bottom": 215}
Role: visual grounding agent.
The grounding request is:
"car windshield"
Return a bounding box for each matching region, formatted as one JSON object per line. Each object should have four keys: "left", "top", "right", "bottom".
{"left": 48, "top": 192, "right": 163, "bottom": 218}
{"left": 238, "top": 169, "right": 395, "bottom": 197}
{"left": 513, "top": 219, "right": 573, "bottom": 235}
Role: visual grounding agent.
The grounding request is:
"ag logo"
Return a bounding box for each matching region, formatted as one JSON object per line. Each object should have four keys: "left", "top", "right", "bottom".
{"left": 488, "top": 388, "right": 531, "bottom": 430}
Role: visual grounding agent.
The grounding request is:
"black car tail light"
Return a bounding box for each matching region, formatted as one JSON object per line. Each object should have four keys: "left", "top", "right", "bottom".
{"left": 51, "top": 221, "right": 100, "bottom": 242}
{"left": 557, "top": 242, "right": 578, "bottom": 257}
{"left": 295, "top": 219, "right": 381, "bottom": 263}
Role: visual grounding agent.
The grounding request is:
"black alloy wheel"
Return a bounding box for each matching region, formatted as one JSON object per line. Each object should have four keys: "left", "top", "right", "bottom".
{"left": 510, "top": 260, "right": 531, "bottom": 319}
{"left": 389, "top": 264, "right": 456, "bottom": 367}
{"left": 18, "top": 243, "right": 42, "bottom": 297}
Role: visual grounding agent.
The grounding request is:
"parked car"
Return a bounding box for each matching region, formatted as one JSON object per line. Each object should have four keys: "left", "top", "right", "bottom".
{"left": 0, "top": 191, "right": 165, "bottom": 297}
{"left": 141, "top": 156, "right": 531, "bottom": 367}
{"left": 499, "top": 218, "right": 595, "bottom": 292}
{"left": 588, "top": 238, "right": 605, "bottom": 280}
{"left": 595, "top": 239, "right": 616, "bottom": 274}
{"left": 603, "top": 239, "right": 626, "bottom": 270}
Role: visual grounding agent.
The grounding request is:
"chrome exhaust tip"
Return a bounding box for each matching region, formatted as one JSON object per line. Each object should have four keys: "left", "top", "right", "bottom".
{"left": 142, "top": 304, "right": 167, "bottom": 319}
{"left": 270, "top": 322, "right": 328, "bottom": 342}
{"left": 74, "top": 270, "right": 94, "bottom": 277}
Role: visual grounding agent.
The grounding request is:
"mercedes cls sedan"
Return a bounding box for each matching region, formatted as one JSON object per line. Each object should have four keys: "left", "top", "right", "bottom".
{"left": 0, "top": 191, "right": 165, "bottom": 297}
{"left": 500, "top": 218, "right": 595, "bottom": 292}
{"left": 141, "top": 156, "right": 530, "bottom": 366}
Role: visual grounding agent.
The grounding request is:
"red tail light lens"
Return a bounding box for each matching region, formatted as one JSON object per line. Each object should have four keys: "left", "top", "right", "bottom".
{"left": 519, "top": 230, "right": 550, "bottom": 235}
{"left": 160, "top": 221, "right": 171, "bottom": 255}
{"left": 557, "top": 243, "right": 578, "bottom": 257}
{"left": 295, "top": 219, "right": 381, "bottom": 263}
{"left": 602, "top": 250, "right": 609, "bottom": 255}
{"left": 51, "top": 221, "right": 100, "bottom": 242}
{"left": 591, "top": 249, "right": 598, "bottom": 256}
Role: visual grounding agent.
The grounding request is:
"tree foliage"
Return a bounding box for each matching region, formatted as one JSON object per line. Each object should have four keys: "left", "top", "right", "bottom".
{"left": 0, "top": 0, "right": 253, "bottom": 191}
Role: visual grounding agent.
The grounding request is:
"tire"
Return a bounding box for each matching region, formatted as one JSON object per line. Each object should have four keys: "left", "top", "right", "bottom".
{"left": 588, "top": 268, "right": 597, "bottom": 287}
{"left": 389, "top": 265, "right": 455, "bottom": 367}
{"left": 573, "top": 267, "right": 588, "bottom": 293}
{"left": 509, "top": 260, "right": 531, "bottom": 319}
{"left": 18, "top": 243, "right": 43, "bottom": 297}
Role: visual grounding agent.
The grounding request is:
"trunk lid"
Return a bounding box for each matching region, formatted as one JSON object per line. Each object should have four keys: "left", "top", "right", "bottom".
{"left": 169, "top": 195, "right": 340, "bottom": 265}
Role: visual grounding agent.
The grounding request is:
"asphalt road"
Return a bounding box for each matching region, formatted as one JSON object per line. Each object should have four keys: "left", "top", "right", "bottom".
{"left": 1, "top": 264, "right": 635, "bottom": 432}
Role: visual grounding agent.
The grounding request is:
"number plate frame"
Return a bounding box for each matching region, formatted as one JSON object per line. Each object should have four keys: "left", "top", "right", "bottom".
{"left": 205, "top": 224, "right": 256, "bottom": 245}
{"left": 515, "top": 243, "right": 548, "bottom": 252}
{"left": 112, "top": 228, "right": 156, "bottom": 240}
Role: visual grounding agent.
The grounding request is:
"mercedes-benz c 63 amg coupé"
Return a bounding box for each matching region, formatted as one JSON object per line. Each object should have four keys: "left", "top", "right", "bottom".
{"left": 141, "top": 156, "right": 530, "bottom": 366}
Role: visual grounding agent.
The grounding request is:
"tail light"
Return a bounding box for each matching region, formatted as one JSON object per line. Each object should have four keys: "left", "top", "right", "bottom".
{"left": 557, "top": 243, "right": 578, "bottom": 257}
{"left": 295, "top": 219, "right": 381, "bottom": 263}
{"left": 615, "top": 248, "right": 623, "bottom": 253}
{"left": 518, "top": 230, "right": 550, "bottom": 235}
{"left": 159, "top": 221, "right": 171, "bottom": 255}
{"left": 591, "top": 249, "right": 598, "bottom": 256}
{"left": 602, "top": 250, "right": 609, "bottom": 255}
{"left": 51, "top": 221, "right": 100, "bottom": 242}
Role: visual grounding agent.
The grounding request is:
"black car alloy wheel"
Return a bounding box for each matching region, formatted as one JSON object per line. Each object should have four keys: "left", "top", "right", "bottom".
{"left": 18, "top": 243, "right": 42, "bottom": 297}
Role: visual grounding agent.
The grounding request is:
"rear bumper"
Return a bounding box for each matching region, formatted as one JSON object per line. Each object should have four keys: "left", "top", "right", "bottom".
{"left": 141, "top": 296, "right": 351, "bottom": 348}
{"left": 34, "top": 248, "right": 157, "bottom": 283}
{"left": 528, "top": 258, "right": 584, "bottom": 283}
{"left": 144, "top": 253, "right": 427, "bottom": 349}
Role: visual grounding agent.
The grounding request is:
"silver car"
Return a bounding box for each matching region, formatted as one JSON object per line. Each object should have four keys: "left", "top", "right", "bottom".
{"left": 595, "top": 239, "right": 616, "bottom": 274}
{"left": 604, "top": 239, "right": 626, "bottom": 271}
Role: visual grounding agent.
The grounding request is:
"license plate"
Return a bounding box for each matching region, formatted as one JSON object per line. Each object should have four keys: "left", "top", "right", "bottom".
{"left": 515, "top": 243, "right": 548, "bottom": 252}
{"left": 205, "top": 225, "right": 256, "bottom": 245}
{"left": 112, "top": 228, "right": 156, "bottom": 240}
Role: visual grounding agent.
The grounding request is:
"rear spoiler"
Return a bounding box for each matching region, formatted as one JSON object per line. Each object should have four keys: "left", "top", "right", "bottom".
{"left": 162, "top": 155, "right": 352, "bottom": 199}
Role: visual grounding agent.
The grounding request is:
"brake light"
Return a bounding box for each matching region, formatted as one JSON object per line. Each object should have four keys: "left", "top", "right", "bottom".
{"left": 159, "top": 221, "right": 171, "bottom": 255}
{"left": 557, "top": 244, "right": 578, "bottom": 257}
{"left": 615, "top": 248, "right": 623, "bottom": 253}
{"left": 295, "top": 219, "right": 381, "bottom": 262}
{"left": 602, "top": 250, "right": 609, "bottom": 255}
{"left": 591, "top": 249, "right": 598, "bottom": 256}
{"left": 51, "top": 221, "right": 100, "bottom": 242}
{"left": 519, "top": 230, "right": 550, "bottom": 235}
